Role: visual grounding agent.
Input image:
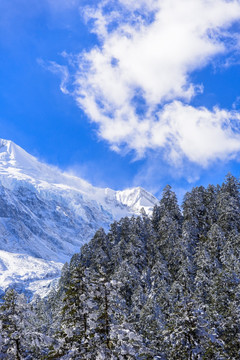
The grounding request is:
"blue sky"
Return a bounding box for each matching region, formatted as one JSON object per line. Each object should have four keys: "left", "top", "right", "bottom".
{"left": 1, "top": 0, "right": 240, "bottom": 201}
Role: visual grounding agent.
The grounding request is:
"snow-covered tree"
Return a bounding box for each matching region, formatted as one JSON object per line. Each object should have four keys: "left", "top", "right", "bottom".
{"left": 48, "top": 264, "right": 96, "bottom": 359}
{"left": 0, "top": 289, "right": 50, "bottom": 359}
{"left": 7, "top": 173, "right": 240, "bottom": 359}
{"left": 164, "top": 299, "right": 221, "bottom": 359}
{"left": 217, "top": 173, "right": 240, "bottom": 233}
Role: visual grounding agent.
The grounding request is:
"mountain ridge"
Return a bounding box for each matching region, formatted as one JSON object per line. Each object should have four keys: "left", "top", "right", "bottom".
{"left": 0, "top": 139, "right": 158, "bottom": 297}
{"left": 0, "top": 139, "right": 156, "bottom": 214}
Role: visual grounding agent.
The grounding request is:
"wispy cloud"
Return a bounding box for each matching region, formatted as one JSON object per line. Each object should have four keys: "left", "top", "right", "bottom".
{"left": 38, "top": 59, "right": 70, "bottom": 94}
{"left": 57, "top": 0, "right": 240, "bottom": 167}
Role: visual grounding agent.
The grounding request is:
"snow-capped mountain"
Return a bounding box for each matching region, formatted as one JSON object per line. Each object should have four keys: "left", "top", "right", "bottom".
{"left": 0, "top": 139, "right": 158, "bottom": 297}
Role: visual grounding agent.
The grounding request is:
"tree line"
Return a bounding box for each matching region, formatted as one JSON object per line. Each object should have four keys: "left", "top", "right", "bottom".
{"left": 1, "top": 173, "right": 240, "bottom": 359}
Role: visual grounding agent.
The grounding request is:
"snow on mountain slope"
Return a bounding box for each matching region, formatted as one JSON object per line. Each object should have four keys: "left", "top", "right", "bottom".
{"left": 0, "top": 139, "right": 158, "bottom": 297}
{"left": 0, "top": 139, "right": 156, "bottom": 214}
{"left": 116, "top": 187, "right": 158, "bottom": 214}
{"left": 0, "top": 250, "right": 62, "bottom": 298}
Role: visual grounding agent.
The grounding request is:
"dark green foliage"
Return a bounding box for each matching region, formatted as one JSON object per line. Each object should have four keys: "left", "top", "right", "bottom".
{"left": 164, "top": 299, "right": 223, "bottom": 360}
{"left": 1, "top": 174, "right": 240, "bottom": 359}
{"left": 0, "top": 289, "right": 51, "bottom": 359}
{"left": 217, "top": 173, "right": 240, "bottom": 233}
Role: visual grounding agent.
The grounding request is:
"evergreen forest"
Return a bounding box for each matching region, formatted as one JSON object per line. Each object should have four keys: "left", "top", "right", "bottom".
{"left": 1, "top": 174, "right": 240, "bottom": 359}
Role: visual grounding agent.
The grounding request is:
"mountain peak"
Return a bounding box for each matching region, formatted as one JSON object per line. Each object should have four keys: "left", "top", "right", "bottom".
{"left": 0, "top": 138, "right": 36, "bottom": 166}
{"left": 0, "top": 138, "right": 12, "bottom": 146}
{"left": 0, "top": 138, "right": 16, "bottom": 157}
{"left": 0, "top": 139, "right": 158, "bottom": 296}
{"left": 0, "top": 138, "right": 23, "bottom": 153}
{"left": 0, "top": 138, "right": 158, "bottom": 214}
{"left": 116, "top": 186, "right": 158, "bottom": 214}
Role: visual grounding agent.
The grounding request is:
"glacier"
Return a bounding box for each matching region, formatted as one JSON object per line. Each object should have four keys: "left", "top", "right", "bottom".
{"left": 0, "top": 139, "right": 158, "bottom": 297}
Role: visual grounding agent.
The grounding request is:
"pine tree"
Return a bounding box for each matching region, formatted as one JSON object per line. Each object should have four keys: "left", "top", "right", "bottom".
{"left": 0, "top": 289, "right": 49, "bottom": 359}
{"left": 217, "top": 173, "right": 240, "bottom": 233}
{"left": 164, "top": 299, "right": 221, "bottom": 360}
{"left": 9, "top": 173, "right": 240, "bottom": 359}
{"left": 0, "top": 289, "right": 23, "bottom": 360}
{"left": 216, "top": 231, "right": 240, "bottom": 358}
{"left": 154, "top": 185, "right": 183, "bottom": 277}
{"left": 48, "top": 264, "right": 94, "bottom": 359}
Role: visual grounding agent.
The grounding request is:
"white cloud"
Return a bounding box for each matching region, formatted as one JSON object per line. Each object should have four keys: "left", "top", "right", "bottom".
{"left": 117, "top": 0, "right": 158, "bottom": 11}
{"left": 64, "top": 0, "right": 240, "bottom": 166}
{"left": 155, "top": 102, "right": 240, "bottom": 166}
